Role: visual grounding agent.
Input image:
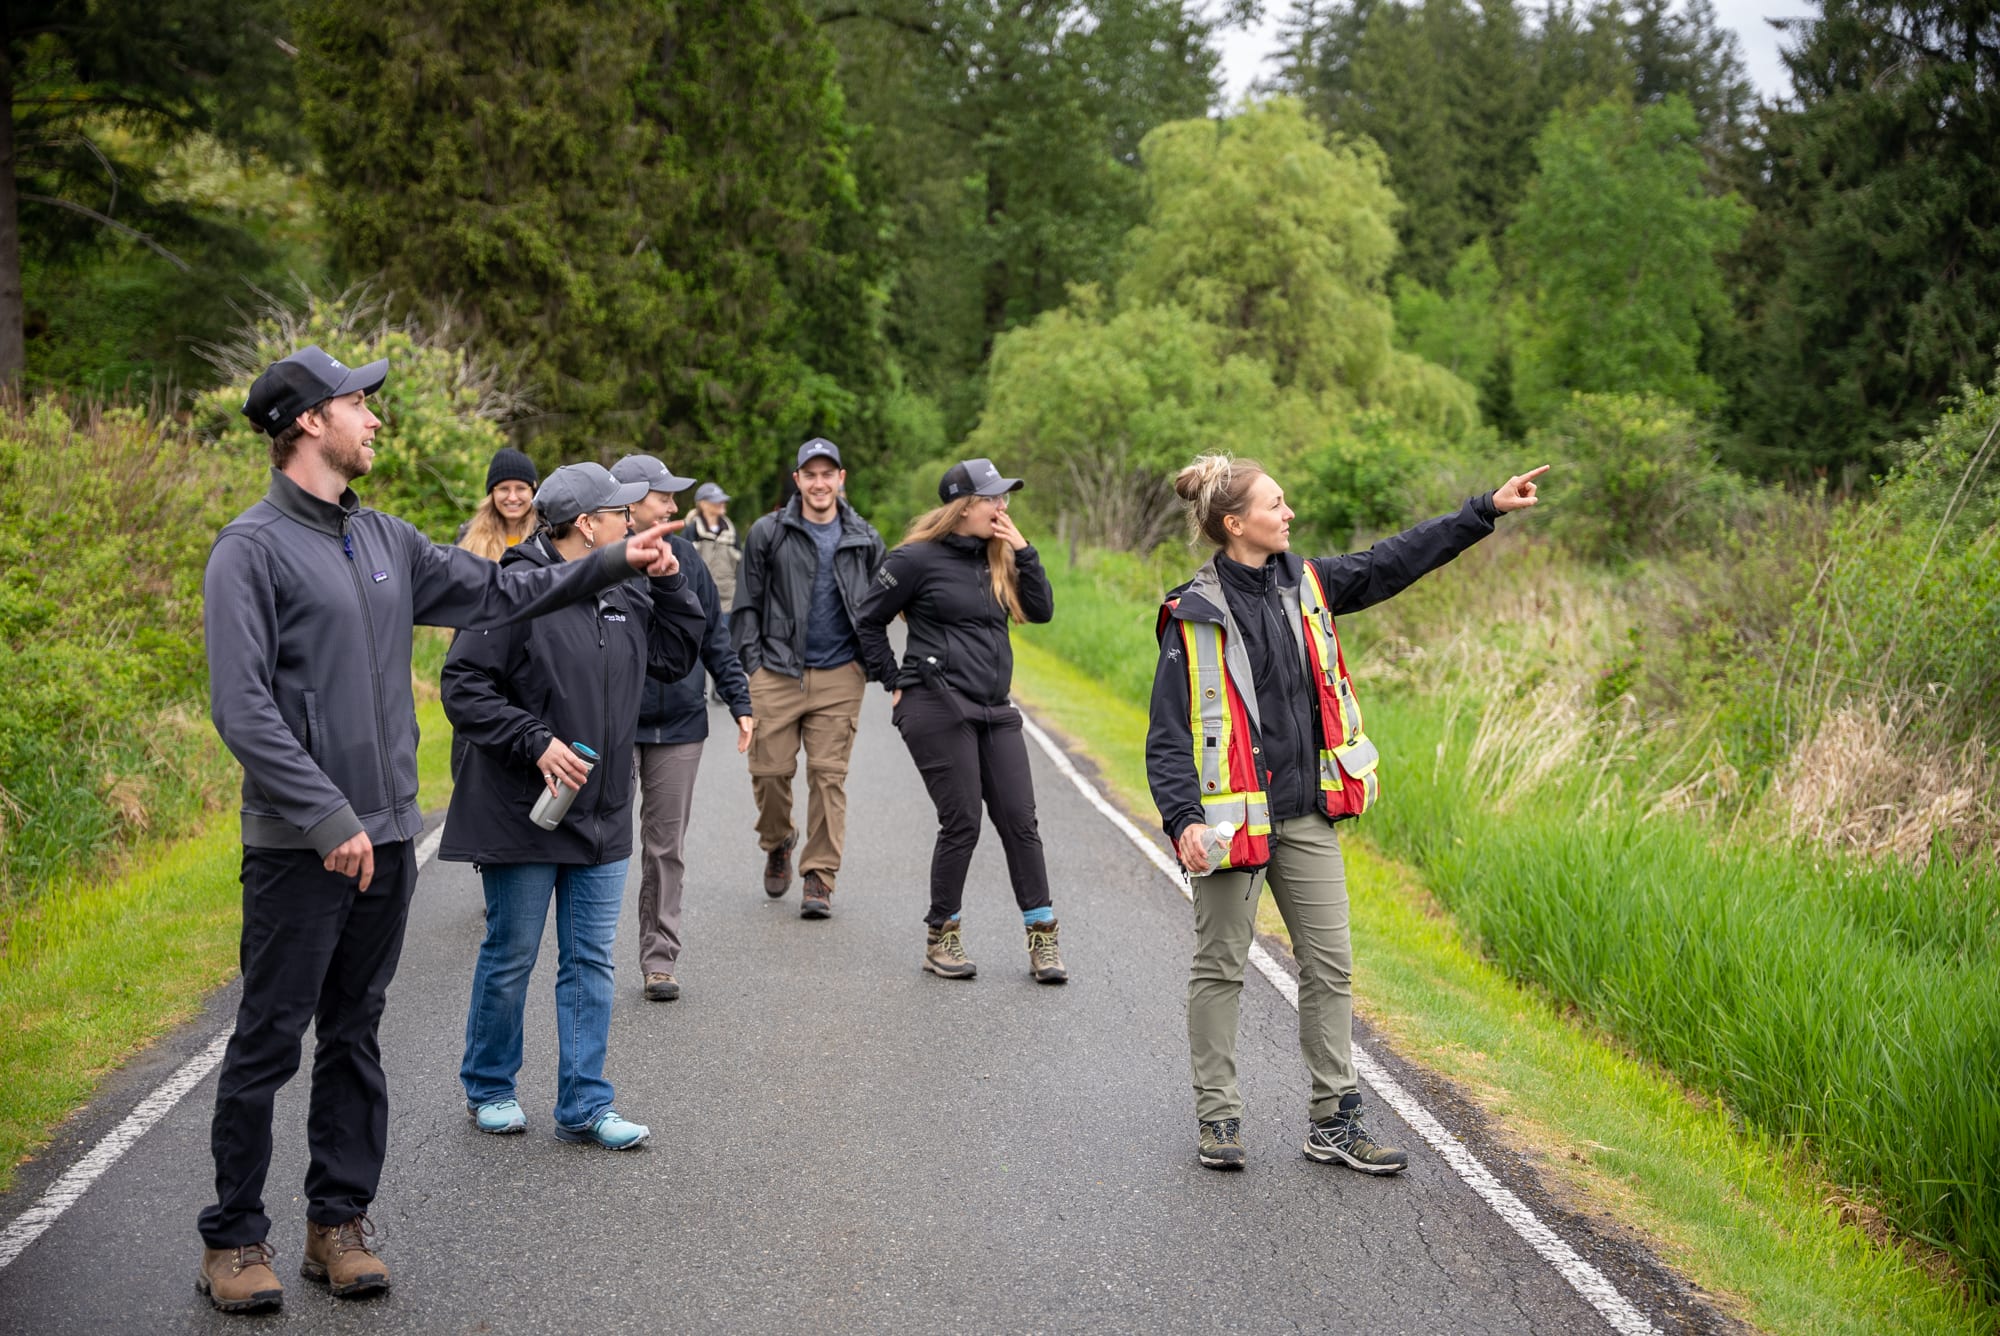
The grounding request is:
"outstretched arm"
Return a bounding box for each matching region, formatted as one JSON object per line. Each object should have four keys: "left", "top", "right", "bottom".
{"left": 1311, "top": 466, "right": 1549, "bottom": 616}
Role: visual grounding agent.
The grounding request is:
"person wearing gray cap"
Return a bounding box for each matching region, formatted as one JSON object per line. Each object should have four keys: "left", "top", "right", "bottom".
{"left": 732, "top": 438, "right": 897, "bottom": 919}
{"left": 687, "top": 481, "right": 741, "bottom": 610}
{"left": 439, "top": 462, "right": 707, "bottom": 1156}
{"left": 611, "top": 455, "right": 754, "bottom": 1001}
{"left": 199, "top": 352, "right": 683, "bottom": 1311}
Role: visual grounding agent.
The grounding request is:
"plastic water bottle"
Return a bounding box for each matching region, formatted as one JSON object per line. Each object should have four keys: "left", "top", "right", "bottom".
{"left": 529, "top": 743, "right": 599, "bottom": 830}
{"left": 1200, "top": 820, "right": 1237, "bottom": 869}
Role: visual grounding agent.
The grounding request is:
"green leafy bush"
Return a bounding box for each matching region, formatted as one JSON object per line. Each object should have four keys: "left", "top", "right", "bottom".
{"left": 0, "top": 400, "right": 262, "bottom": 904}
{"left": 1531, "top": 392, "right": 1748, "bottom": 563}
{"left": 192, "top": 286, "right": 516, "bottom": 541}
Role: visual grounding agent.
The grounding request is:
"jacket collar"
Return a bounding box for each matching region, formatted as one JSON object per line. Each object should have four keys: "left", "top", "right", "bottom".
{"left": 264, "top": 467, "right": 359, "bottom": 537}
{"left": 779, "top": 495, "right": 870, "bottom": 545}
{"left": 1165, "top": 551, "right": 1303, "bottom": 626}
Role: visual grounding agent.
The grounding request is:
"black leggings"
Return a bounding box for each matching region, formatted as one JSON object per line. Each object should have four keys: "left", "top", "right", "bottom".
{"left": 893, "top": 685, "right": 1053, "bottom": 927}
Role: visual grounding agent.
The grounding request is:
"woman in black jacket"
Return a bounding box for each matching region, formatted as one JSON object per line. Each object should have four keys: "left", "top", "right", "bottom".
{"left": 1146, "top": 453, "right": 1545, "bottom": 1174}
{"left": 856, "top": 458, "right": 1064, "bottom": 984}
{"left": 440, "top": 464, "right": 705, "bottom": 1151}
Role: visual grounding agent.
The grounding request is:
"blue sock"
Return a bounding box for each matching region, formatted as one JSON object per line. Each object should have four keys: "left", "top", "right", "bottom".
{"left": 1022, "top": 906, "right": 1055, "bottom": 927}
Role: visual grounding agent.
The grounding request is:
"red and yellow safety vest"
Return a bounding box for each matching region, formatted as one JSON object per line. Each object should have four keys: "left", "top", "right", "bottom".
{"left": 1170, "top": 562, "right": 1381, "bottom": 871}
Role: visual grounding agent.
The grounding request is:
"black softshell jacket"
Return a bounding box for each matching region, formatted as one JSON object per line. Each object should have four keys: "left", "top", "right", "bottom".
{"left": 855, "top": 535, "right": 1055, "bottom": 705}
{"left": 729, "top": 497, "right": 895, "bottom": 684}
{"left": 1146, "top": 496, "right": 1499, "bottom": 844}
{"left": 438, "top": 534, "right": 706, "bottom": 866}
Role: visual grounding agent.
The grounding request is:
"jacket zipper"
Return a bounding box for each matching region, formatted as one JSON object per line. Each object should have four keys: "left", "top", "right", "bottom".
{"left": 343, "top": 519, "right": 402, "bottom": 839}
{"left": 593, "top": 599, "right": 610, "bottom": 864}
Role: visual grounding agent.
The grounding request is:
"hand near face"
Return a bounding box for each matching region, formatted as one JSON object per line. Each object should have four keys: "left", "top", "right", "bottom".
{"left": 990, "top": 510, "right": 1028, "bottom": 552}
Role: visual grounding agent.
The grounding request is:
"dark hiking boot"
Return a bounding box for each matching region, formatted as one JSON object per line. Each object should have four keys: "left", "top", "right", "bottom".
{"left": 301, "top": 1215, "right": 390, "bottom": 1297}
{"left": 763, "top": 834, "right": 797, "bottom": 897}
{"left": 643, "top": 972, "right": 680, "bottom": 1001}
{"left": 1198, "top": 1118, "right": 1246, "bottom": 1170}
{"left": 1025, "top": 918, "right": 1068, "bottom": 984}
{"left": 800, "top": 870, "right": 833, "bottom": 919}
{"left": 1303, "top": 1093, "right": 1409, "bottom": 1175}
{"left": 923, "top": 918, "right": 977, "bottom": 978}
{"left": 197, "top": 1241, "right": 283, "bottom": 1312}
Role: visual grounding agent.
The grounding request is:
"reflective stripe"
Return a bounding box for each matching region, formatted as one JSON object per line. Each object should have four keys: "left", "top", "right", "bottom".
{"left": 1185, "top": 622, "right": 1231, "bottom": 795}
{"left": 1203, "top": 791, "right": 1272, "bottom": 836}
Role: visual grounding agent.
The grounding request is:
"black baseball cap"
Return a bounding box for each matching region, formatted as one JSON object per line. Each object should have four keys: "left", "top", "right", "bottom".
{"left": 241, "top": 345, "right": 389, "bottom": 437}
{"left": 795, "top": 437, "right": 843, "bottom": 470}
{"left": 938, "top": 457, "right": 1023, "bottom": 502}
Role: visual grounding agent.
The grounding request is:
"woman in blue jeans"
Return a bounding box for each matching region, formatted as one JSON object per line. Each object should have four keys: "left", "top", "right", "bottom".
{"left": 439, "top": 464, "right": 705, "bottom": 1149}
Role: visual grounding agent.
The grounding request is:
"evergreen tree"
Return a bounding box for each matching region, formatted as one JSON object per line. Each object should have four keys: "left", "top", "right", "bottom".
{"left": 1724, "top": 0, "right": 2000, "bottom": 479}
{"left": 299, "top": 0, "right": 869, "bottom": 497}
{"left": 1, "top": 0, "right": 298, "bottom": 386}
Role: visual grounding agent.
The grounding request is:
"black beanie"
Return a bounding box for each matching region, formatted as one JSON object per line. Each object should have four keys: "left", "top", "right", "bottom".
{"left": 485, "top": 448, "right": 538, "bottom": 493}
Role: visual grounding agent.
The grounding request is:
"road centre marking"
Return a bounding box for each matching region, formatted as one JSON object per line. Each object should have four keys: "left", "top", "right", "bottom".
{"left": 0, "top": 822, "right": 448, "bottom": 1272}
{"left": 1015, "top": 707, "right": 1662, "bottom": 1336}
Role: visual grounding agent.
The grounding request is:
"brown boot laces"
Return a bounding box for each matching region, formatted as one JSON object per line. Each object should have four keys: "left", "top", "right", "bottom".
{"left": 227, "top": 1240, "right": 276, "bottom": 1275}
{"left": 327, "top": 1215, "right": 377, "bottom": 1257}
{"left": 1027, "top": 927, "right": 1061, "bottom": 969}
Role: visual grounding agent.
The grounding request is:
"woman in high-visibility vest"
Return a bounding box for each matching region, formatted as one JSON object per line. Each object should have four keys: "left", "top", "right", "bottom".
{"left": 1146, "top": 453, "right": 1547, "bottom": 1172}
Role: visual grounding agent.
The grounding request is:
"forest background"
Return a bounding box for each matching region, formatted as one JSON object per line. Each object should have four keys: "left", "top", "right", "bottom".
{"left": 2, "top": 0, "right": 1997, "bottom": 1327}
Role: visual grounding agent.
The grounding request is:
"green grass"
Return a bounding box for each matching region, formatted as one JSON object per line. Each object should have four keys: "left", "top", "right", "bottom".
{"left": 0, "top": 697, "right": 454, "bottom": 1192}
{"left": 1011, "top": 599, "right": 1997, "bottom": 1335}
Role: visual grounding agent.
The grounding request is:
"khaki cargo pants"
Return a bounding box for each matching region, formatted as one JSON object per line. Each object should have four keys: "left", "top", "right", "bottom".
{"left": 747, "top": 662, "right": 867, "bottom": 887}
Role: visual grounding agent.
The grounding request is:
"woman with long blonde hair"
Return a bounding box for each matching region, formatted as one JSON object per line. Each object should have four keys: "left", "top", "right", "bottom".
{"left": 855, "top": 458, "right": 1063, "bottom": 984}
{"left": 457, "top": 448, "right": 540, "bottom": 560}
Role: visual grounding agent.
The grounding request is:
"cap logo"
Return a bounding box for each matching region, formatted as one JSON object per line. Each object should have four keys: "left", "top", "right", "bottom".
{"left": 946, "top": 483, "right": 960, "bottom": 495}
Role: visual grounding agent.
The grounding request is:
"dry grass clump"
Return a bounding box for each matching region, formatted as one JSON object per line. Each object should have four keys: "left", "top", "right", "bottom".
{"left": 1772, "top": 701, "right": 1999, "bottom": 867}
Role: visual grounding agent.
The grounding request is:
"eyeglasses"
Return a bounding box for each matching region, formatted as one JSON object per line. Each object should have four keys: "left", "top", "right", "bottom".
{"left": 589, "top": 506, "right": 631, "bottom": 521}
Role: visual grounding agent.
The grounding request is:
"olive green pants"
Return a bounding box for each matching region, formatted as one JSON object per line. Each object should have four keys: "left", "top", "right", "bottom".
{"left": 1188, "top": 813, "right": 1355, "bottom": 1123}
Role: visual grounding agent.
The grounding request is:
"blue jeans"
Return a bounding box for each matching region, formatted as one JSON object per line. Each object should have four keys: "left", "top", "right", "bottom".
{"left": 460, "top": 860, "right": 626, "bottom": 1131}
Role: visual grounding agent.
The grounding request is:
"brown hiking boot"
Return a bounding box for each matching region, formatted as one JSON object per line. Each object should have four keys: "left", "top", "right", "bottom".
{"left": 800, "top": 869, "right": 833, "bottom": 919}
{"left": 1026, "top": 918, "right": 1068, "bottom": 984}
{"left": 301, "top": 1215, "right": 390, "bottom": 1297}
{"left": 923, "top": 918, "right": 977, "bottom": 978}
{"left": 197, "top": 1241, "right": 283, "bottom": 1312}
{"left": 643, "top": 971, "right": 680, "bottom": 1001}
{"left": 763, "top": 834, "right": 796, "bottom": 897}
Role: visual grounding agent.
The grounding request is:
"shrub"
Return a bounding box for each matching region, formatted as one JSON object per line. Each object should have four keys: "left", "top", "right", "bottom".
{"left": 0, "top": 399, "right": 260, "bottom": 905}
{"left": 192, "top": 284, "right": 519, "bottom": 540}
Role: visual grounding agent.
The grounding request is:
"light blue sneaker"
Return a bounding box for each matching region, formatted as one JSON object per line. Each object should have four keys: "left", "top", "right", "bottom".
{"left": 554, "top": 1109, "right": 650, "bottom": 1151}
{"left": 468, "top": 1099, "right": 527, "bottom": 1135}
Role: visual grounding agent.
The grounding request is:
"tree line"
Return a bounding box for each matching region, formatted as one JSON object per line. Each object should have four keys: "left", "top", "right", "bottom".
{"left": 4, "top": 0, "right": 1996, "bottom": 506}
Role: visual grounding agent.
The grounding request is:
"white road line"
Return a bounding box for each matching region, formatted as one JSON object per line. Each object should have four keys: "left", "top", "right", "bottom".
{"left": 1016, "top": 708, "right": 1662, "bottom": 1336}
{"left": 0, "top": 825, "right": 446, "bottom": 1273}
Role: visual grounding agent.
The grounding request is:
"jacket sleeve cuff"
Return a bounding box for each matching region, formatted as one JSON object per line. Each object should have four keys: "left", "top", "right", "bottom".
{"left": 1472, "top": 491, "right": 1499, "bottom": 523}
{"left": 306, "top": 806, "right": 365, "bottom": 859}
{"left": 1166, "top": 810, "right": 1204, "bottom": 842}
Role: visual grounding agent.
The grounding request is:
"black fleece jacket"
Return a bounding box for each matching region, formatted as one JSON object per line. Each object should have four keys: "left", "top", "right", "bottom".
{"left": 855, "top": 535, "right": 1055, "bottom": 705}
{"left": 438, "top": 534, "right": 706, "bottom": 866}
{"left": 1147, "top": 495, "right": 1500, "bottom": 844}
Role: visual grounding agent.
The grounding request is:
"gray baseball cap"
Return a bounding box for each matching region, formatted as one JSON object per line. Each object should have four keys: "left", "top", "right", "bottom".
{"left": 795, "top": 437, "right": 843, "bottom": 469}
{"left": 610, "top": 454, "right": 696, "bottom": 495}
{"left": 695, "top": 482, "right": 731, "bottom": 504}
{"left": 534, "top": 462, "right": 650, "bottom": 527}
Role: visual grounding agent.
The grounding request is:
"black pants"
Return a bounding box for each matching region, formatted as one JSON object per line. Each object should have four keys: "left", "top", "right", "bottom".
{"left": 198, "top": 840, "right": 417, "bottom": 1247}
{"left": 893, "top": 686, "right": 1053, "bottom": 927}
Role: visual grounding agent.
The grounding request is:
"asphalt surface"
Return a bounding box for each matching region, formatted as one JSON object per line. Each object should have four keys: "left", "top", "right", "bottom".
{"left": 0, "top": 681, "right": 1720, "bottom": 1334}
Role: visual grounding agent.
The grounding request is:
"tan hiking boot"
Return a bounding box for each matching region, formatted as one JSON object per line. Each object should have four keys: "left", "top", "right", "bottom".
{"left": 800, "top": 869, "right": 833, "bottom": 919}
{"left": 923, "top": 918, "right": 977, "bottom": 979}
{"left": 1026, "top": 918, "right": 1068, "bottom": 984}
{"left": 301, "top": 1214, "right": 390, "bottom": 1297}
{"left": 643, "top": 971, "right": 680, "bottom": 1001}
{"left": 763, "top": 833, "right": 796, "bottom": 897}
{"left": 197, "top": 1241, "right": 283, "bottom": 1312}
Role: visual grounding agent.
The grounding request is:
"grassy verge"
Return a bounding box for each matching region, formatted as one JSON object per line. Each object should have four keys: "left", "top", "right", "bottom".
{"left": 0, "top": 696, "right": 455, "bottom": 1192}
{"left": 1010, "top": 634, "right": 1992, "bottom": 1335}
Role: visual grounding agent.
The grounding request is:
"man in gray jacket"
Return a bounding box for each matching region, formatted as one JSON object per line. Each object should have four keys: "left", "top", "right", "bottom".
{"left": 196, "top": 346, "right": 682, "bottom": 1313}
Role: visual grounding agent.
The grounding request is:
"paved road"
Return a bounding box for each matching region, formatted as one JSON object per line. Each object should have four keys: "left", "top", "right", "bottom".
{"left": 0, "top": 684, "right": 1709, "bottom": 1334}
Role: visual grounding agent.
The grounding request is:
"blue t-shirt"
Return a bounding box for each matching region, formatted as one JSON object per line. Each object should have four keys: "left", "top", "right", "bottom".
{"left": 801, "top": 516, "right": 858, "bottom": 669}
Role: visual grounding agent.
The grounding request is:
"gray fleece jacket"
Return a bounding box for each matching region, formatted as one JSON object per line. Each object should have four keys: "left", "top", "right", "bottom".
{"left": 204, "top": 469, "right": 641, "bottom": 856}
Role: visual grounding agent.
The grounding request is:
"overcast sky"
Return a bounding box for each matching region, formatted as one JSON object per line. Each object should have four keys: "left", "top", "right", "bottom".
{"left": 1212, "top": 0, "right": 1821, "bottom": 106}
